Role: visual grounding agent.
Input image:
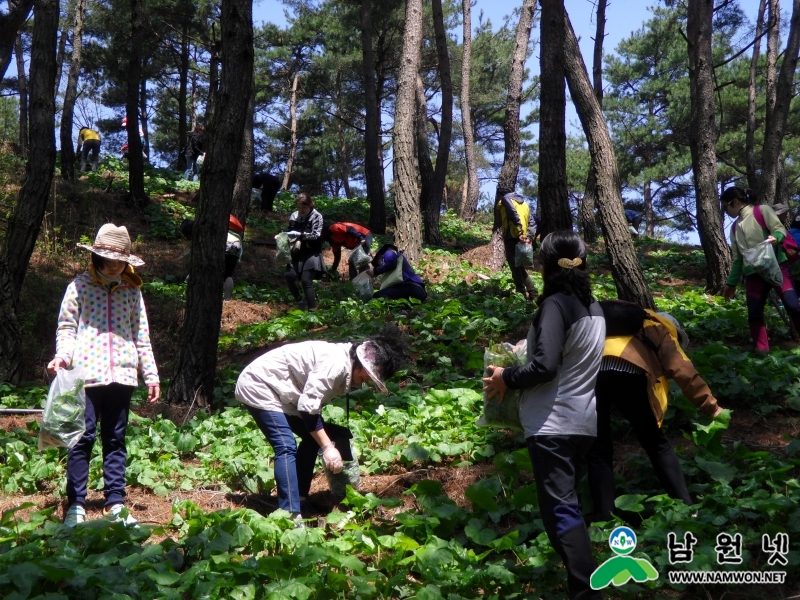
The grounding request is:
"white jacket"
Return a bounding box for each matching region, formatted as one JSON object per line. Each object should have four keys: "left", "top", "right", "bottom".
{"left": 235, "top": 341, "right": 353, "bottom": 415}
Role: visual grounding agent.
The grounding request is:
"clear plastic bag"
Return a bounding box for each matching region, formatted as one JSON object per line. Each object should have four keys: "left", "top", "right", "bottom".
{"left": 515, "top": 242, "right": 535, "bottom": 268}
{"left": 349, "top": 245, "right": 371, "bottom": 269}
{"left": 323, "top": 456, "right": 362, "bottom": 501}
{"left": 275, "top": 232, "right": 292, "bottom": 265}
{"left": 352, "top": 271, "right": 373, "bottom": 302}
{"left": 39, "top": 368, "right": 86, "bottom": 450}
{"left": 476, "top": 341, "right": 527, "bottom": 431}
{"left": 742, "top": 240, "right": 783, "bottom": 287}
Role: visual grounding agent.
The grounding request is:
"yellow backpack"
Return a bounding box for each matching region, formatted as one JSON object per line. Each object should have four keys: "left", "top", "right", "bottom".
{"left": 497, "top": 197, "right": 531, "bottom": 238}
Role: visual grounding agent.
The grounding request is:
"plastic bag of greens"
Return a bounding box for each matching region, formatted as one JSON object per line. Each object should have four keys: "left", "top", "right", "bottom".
{"left": 476, "top": 341, "right": 526, "bottom": 431}
{"left": 515, "top": 242, "right": 535, "bottom": 268}
{"left": 274, "top": 232, "right": 292, "bottom": 265}
{"left": 39, "top": 368, "right": 86, "bottom": 450}
{"left": 349, "top": 245, "right": 372, "bottom": 269}
{"left": 324, "top": 456, "right": 362, "bottom": 501}
{"left": 742, "top": 240, "right": 783, "bottom": 287}
{"left": 352, "top": 271, "right": 373, "bottom": 302}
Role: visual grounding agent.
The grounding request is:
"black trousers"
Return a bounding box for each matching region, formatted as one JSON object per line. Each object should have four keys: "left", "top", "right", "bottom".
{"left": 503, "top": 238, "right": 536, "bottom": 297}
{"left": 586, "top": 370, "right": 692, "bottom": 521}
{"left": 528, "top": 435, "right": 601, "bottom": 600}
{"left": 285, "top": 266, "right": 317, "bottom": 308}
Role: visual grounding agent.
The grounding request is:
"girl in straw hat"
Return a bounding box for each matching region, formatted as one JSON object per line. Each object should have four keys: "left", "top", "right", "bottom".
{"left": 47, "top": 223, "right": 159, "bottom": 527}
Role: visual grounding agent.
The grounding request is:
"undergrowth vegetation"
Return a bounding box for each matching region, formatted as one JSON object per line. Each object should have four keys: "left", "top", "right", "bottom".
{"left": 1, "top": 160, "right": 800, "bottom": 598}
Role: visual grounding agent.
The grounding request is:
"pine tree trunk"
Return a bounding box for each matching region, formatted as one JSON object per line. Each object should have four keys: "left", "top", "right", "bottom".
{"left": 766, "top": 0, "right": 778, "bottom": 126}
{"left": 746, "top": 0, "right": 767, "bottom": 191}
{"left": 687, "top": 0, "right": 731, "bottom": 293}
{"left": 126, "top": 0, "right": 147, "bottom": 207}
{"left": 424, "top": 0, "right": 451, "bottom": 246}
{"left": 0, "top": 0, "right": 58, "bottom": 382}
{"left": 54, "top": 5, "right": 69, "bottom": 100}
{"left": 15, "top": 33, "right": 29, "bottom": 158}
{"left": 177, "top": 21, "right": 189, "bottom": 171}
{"left": 416, "top": 74, "right": 437, "bottom": 246}
{"left": 393, "top": 0, "right": 424, "bottom": 261}
{"left": 563, "top": 11, "right": 655, "bottom": 309}
{"left": 760, "top": 0, "right": 800, "bottom": 205}
{"left": 538, "top": 0, "right": 571, "bottom": 238}
{"left": 335, "top": 71, "right": 351, "bottom": 198}
{"left": 282, "top": 71, "right": 300, "bottom": 191}
{"left": 492, "top": 0, "right": 536, "bottom": 269}
{"left": 231, "top": 82, "right": 255, "bottom": 222}
{"left": 60, "top": 0, "right": 86, "bottom": 183}
{"left": 0, "top": 0, "right": 33, "bottom": 82}
{"left": 579, "top": 0, "right": 605, "bottom": 244}
{"left": 168, "top": 0, "right": 253, "bottom": 406}
{"left": 644, "top": 179, "right": 654, "bottom": 237}
{"left": 361, "top": 0, "right": 386, "bottom": 233}
{"left": 458, "top": 0, "right": 479, "bottom": 221}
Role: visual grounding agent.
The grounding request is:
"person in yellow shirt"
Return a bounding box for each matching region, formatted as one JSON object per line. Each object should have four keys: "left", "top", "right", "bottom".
{"left": 77, "top": 127, "right": 101, "bottom": 172}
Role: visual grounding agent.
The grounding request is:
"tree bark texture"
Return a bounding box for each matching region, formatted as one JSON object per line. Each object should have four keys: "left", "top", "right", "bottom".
{"left": 335, "top": 71, "right": 351, "bottom": 198}
{"left": 538, "top": 0, "right": 572, "bottom": 238}
{"left": 746, "top": 0, "right": 767, "bottom": 191}
{"left": 282, "top": 71, "right": 300, "bottom": 190}
{"left": 0, "top": 0, "right": 33, "bottom": 82}
{"left": 393, "top": 0, "right": 424, "bottom": 261}
{"left": 126, "top": 0, "right": 147, "bottom": 207}
{"left": 231, "top": 81, "right": 255, "bottom": 222}
{"left": 579, "top": 0, "right": 606, "bottom": 244}
{"left": 361, "top": 0, "right": 386, "bottom": 233}
{"left": 415, "top": 75, "right": 437, "bottom": 246}
{"left": 54, "top": 4, "right": 69, "bottom": 100}
{"left": 766, "top": 0, "right": 778, "bottom": 127}
{"left": 424, "top": 0, "right": 451, "bottom": 246}
{"left": 458, "top": 0, "right": 479, "bottom": 221}
{"left": 687, "top": 0, "right": 731, "bottom": 293}
{"left": 15, "top": 33, "right": 29, "bottom": 158}
{"left": 177, "top": 21, "right": 189, "bottom": 171}
{"left": 490, "top": 0, "right": 536, "bottom": 270}
{"left": 0, "top": 0, "right": 58, "bottom": 382}
{"left": 168, "top": 0, "right": 253, "bottom": 406}
{"left": 563, "top": 12, "right": 655, "bottom": 309}
{"left": 59, "top": 0, "right": 86, "bottom": 183}
{"left": 760, "top": 0, "right": 800, "bottom": 205}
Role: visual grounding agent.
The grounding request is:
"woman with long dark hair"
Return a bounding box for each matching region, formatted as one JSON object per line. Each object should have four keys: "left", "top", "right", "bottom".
{"left": 483, "top": 231, "right": 605, "bottom": 600}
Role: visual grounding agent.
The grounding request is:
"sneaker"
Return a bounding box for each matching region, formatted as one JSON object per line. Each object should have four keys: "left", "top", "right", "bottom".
{"left": 297, "top": 300, "right": 307, "bottom": 310}
{"left": 103, "top": 503, "right": 138, "bottom": 527}
{"left": 64, "top": 504, "right": 86, "bottom": 527}
{"left": 290, "top": 512, "right": 306, "bottom": 529}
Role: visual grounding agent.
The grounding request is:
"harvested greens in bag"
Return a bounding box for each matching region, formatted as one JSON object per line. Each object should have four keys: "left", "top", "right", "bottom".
{"left": 476, "top": 341, "right": 526, "bottom": 431}
{"left": 352, "top": 271, "right": 373, "bottom": 302}
{"left": 275, "top": 232, "right": 292, "bottom": 264}
{"left": 742, "top": 240, "right": 782, "bottom": 287}
{"left": 39, "top": 368, "right": 86, "bottom": 450}
{"left": 324, "top": 456, "right": 362, "bottom": 501}
{"left": 349, "top": 245, "right": 371, "bottom": 269}
{"left": 515, "top": 242, "right": 535, "bottom": 268}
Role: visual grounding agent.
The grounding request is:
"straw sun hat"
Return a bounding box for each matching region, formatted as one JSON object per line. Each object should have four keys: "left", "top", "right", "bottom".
{"left": 77, "top": 223, "right": 144, "bottom": 267}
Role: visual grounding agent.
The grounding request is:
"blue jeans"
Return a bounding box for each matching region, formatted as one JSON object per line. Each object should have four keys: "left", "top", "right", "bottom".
{"left": 247, "top": 407, "right": 319, "bottom": 513}
{"left": 66, "top": 383, "right": 135, "bottom": 507}
{"left": 184, "top": 152, "right": 198, "bottom": 180}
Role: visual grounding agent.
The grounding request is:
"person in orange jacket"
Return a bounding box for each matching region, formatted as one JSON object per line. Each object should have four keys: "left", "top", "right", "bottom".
{"left": 323, "top": 222, "right": 373, "bottom": 280}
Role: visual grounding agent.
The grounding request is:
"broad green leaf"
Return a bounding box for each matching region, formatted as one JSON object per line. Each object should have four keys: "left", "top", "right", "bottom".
{"left": 615, "top": 494, "right": 648, "bottom": 513}
{"left": 695, "top": 455, "right": 737, "bottom": 484}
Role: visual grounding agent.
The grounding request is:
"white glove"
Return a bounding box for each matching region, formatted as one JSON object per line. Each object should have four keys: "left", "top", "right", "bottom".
{"left": 320, "top": 443, "right": 343, "bottom": 473}
{"left": 287, "top": 230, "right": 301, "bottom": 239}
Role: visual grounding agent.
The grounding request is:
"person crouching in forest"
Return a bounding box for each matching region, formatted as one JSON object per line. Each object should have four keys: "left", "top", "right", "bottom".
{"left": 584, "top": 301, "right": 724, "bottom": 524}
{"left": 496, "top": 192, "right": 537, "bottom": 301}
{"left": 483, "top": 231, "right": 605, "bottom": 600}
{"left": 47, "top": 224, "right": 160, "bottom": 528}
{"left": 323, "top": 222, "right": 373, "bottom": 280}
{"left": 285, "top": 192, "right": 325, "bottom": 310}
{"left": 234, "top": 327, "right": 410, "bottom": 523}
{"left": 721, "top": 186, "right": 800, "bottom": 352}
{"left": 366, "top": 244, "right": 427, "bottom": 302}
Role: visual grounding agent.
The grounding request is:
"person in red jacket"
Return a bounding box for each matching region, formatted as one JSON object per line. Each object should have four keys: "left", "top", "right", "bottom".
{"left": 323, "top": 222, "right": 373, "bottom": 280}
